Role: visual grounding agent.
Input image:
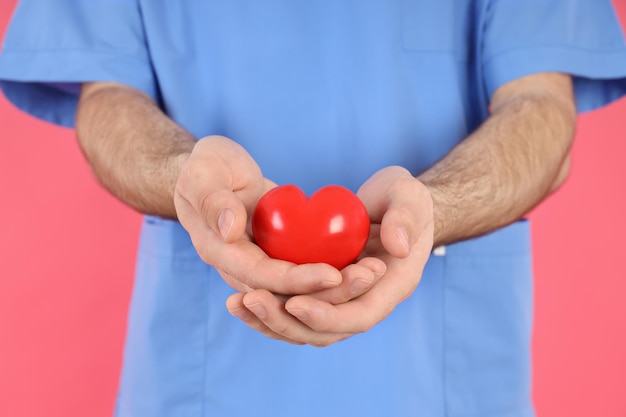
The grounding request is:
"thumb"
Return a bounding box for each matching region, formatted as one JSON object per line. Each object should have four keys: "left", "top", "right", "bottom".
{"left": 206, "top": 189, "right": 249, "bottom": 243}
{"left": 379, "top": 206, "right": 415, "bottom": 259}
{"left": 379, "top": 178, "right": 434, "bottom": 258}
{"left": 175, "top": 135, "right": 262, "bottom": 243}
{"left": 358, "top": 166, "right": 425, "bottom": 258}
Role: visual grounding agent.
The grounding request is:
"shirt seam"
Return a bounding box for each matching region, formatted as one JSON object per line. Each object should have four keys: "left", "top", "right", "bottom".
{"left": 0, "top": 47, "right": 147, "bottom": 58}
{"left": 442, "top": 253, "right": 449, "bottom": 417}
{"left": 483, "top": 43, "right": 626, "bottom": 67}
{"left": 201, "top": 276, "right": 209, "bottom": 417}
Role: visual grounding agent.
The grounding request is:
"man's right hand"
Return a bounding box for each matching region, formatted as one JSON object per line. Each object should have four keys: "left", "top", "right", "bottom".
{"left": 173, "top": 135, "right": 346, "bottom": 294}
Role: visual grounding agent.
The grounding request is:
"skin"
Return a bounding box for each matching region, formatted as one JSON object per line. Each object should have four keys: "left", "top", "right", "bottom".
{"left": 75, "top": 72, "right": 576, "bottom": 347}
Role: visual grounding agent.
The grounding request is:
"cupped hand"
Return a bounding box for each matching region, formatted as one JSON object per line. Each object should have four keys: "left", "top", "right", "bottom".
{"left": 174, "top": 135, "right": 346, "bottom": 294}
{"left": 226, "top": 166, "right": 435, "bottom": 346}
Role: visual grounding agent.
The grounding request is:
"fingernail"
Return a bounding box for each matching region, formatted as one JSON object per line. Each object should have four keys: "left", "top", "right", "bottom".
{"left": 218, "top": 208, "right": 234, "bottom": 239}
{"left": 396, "top": 226, "right": 410, "bottom": 253}
{"left": 319, "top": 280, "right": 341, "bottom": 289}
{"left": 246, "top": 303, "right": 267, "bottom": 319}
{"left": 288, "top": 308, "right": 310, "bottom": 323}
{"left": 349, "top": 278, "right": 371, "bottom": 295}
{"left": 229, "top": 307, "right": 253, "bottom": 322}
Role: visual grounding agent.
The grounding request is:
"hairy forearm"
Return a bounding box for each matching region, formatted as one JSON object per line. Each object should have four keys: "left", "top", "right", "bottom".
{"left": 419, "top": 74, "right": 577, "bottom": 247}
{"left": 75, "top": 83, "right": 195, "bottom": 218}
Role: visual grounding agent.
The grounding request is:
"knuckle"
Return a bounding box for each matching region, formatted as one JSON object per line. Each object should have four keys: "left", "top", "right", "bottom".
{"left": 391, "top": 205, "right": 415, "bottom": 224}
{"left": 198, "top": 191, "right": 220, "bottom": 222}
{"left": 243, "top": 275, "right": 260, "bottom": 291}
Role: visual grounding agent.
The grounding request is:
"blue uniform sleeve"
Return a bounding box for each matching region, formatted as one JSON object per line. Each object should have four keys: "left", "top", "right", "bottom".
{"left": 481, "top": 0, "right": 626, "bottom": 112}
{"left": 0, "top": 0, "right": 156, "bottom": 127}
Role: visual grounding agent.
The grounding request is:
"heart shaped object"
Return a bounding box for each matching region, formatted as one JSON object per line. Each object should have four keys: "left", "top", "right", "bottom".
{"left": 252, "top": 184, "right": 370, "bottom": 270}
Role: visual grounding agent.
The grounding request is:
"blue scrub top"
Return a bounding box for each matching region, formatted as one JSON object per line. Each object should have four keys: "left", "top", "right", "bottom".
{"left": 2, "top": 1, "right": 626, "bottom": 416}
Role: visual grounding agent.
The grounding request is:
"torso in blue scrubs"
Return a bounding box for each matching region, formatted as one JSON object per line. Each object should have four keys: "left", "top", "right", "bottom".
{"left": 2, "top": 1, "right": 626, "bottom": 416}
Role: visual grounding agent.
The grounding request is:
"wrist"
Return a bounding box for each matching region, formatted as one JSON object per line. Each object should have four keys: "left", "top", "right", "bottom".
{"left": 417, "top": 175, "right": 453, "bottom": 249}
{"left": 168, "top": 141, "right": 195, "bottom": 218}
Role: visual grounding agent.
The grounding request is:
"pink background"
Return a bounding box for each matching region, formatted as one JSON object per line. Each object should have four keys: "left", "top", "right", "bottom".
{"left": 1, "top": 1, "right": 625, "bottom": 415}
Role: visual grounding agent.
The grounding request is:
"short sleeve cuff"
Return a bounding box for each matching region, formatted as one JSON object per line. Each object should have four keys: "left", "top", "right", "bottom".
{"left": 0, "top": 49, "right": 158, "bottom": 127}
{"left": 483, "top": 45, "right": 626, "bottom": 113}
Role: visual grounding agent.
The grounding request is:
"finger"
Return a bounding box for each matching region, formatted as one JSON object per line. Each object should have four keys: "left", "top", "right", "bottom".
{"left": 358, "top": 166, "right": 432, "bottom": 258}
{"left": 284, "top": 263, "right": 409, "bottom": 334}
{"left": 286, "top": 230, "right": 433, "bottom": 334}
{"left": 202, "top": 228, "right": 343, "bottom": 293}
{"left": 177, "top": 185, "right": 248, "bottom": 243}
{"left": 176, "top": 188, "right": 343, "bottom": 294}
{"left": 226, "top": 292, "right": 305, "bottom": 345}
{"left": 307, "top": 257, "right": 386, "bottom": 304}
{"left": 180, "top": 194, "right": 344, "bottom": 294}
{"left": 242, "top": 290, "right": 351, "bottom": 347}
{"left": 378, "top": 200, "right": 417, "bottom": 259}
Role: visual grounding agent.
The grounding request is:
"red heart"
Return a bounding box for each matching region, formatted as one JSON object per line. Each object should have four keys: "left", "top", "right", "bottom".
{"left": 252, "top": 185, "right": 370, "bottom": 270}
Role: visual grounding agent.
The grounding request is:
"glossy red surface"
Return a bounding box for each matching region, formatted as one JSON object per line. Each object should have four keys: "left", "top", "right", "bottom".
{"left": 1, "top": 1, "right": 626, "bottom": 416}
{"left": 252, "top": 185, "right": 370, "bottom": 269}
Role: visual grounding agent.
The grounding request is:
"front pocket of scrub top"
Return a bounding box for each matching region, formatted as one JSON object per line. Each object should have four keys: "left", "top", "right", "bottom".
{"left": 115, "top": 217, "right": 210, "bottom": 417}
{"left": 402, "top": 0, "right": 456, "bottom": 52}
{"left": 443, "top": 220, "right": 535, "bottom": 417}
